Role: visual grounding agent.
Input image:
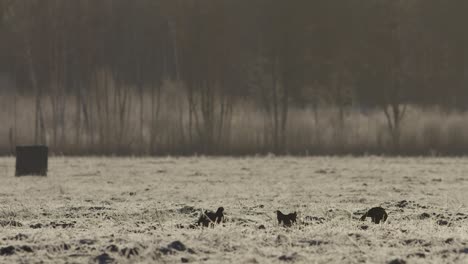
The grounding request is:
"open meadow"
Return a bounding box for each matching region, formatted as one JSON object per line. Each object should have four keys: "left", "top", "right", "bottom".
{"left": 0, "top": 157, "right": 467, "bottom": 263}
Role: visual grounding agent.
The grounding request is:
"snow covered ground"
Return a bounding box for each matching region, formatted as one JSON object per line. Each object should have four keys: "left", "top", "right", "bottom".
{"left": 0, "top": 156, "right": 466, "bottom": 263}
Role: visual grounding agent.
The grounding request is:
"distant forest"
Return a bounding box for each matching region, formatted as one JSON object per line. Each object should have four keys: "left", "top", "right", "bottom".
{"left": 1, "top": 0, "right": 468, "bottom": 156}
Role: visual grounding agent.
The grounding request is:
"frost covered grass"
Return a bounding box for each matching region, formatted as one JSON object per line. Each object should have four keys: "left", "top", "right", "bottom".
{"left": 0, "top": 157, "right": 466, "bottom": 263}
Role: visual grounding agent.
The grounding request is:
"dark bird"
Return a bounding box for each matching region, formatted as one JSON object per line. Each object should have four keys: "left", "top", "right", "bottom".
{"left": 276, "top": 210, "right": 297, "bottom": 227}
{"left": 197, "top": 207, "right": 224, "bottom": 227}
{"left": 360, "top": 207, "right": 388, "bottom": 224}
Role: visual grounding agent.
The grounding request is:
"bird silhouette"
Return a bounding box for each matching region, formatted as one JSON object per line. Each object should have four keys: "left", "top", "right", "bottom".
{"left": 276, "top": 210, "right": 297, "bottom": 227}
{"left": 197, "top": 207, "right": 224, "bottom": 227}
{"left": 360, "top": 207, "right": 388, "bottom": 224}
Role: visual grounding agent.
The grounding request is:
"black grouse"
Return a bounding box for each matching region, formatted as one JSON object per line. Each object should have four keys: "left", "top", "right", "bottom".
{"left": 197, "top": 207, "right": 224, "bottom": 227}
{"left": 360, "top": 207, "right": 388, "bottom": 224}
{"left": 276, "top": 210, "right": 297, "bottom": 227}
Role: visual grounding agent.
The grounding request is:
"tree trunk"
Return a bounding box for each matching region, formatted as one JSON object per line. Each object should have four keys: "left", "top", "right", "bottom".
{"left": 104, "top": 71, "right": 110, "bottom": 151}
{"left": 138, "top": 64, "right": 144, "bottom": 151}
{"left": 26, "top": 47, "right": 45, "bottom": 145}
{"left": 271, "top": 58, "right": 279, "bottom": 153}
{"left": 383, "top": 103, "right": 406, "bottom": 153}
{"left": 75, "top": 81, "right": 81, "bottom": 146}
{"left": 280, "top": 77, "right": 289, "bottom": 154}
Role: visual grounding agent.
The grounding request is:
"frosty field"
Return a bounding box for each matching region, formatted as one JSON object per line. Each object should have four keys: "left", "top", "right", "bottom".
{"left": 0, "top": 157, "right": 467, "bottom": 263}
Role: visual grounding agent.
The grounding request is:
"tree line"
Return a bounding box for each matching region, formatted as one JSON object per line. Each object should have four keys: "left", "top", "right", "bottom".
{"left": 1, "top": 0, "right": 468, "bottom": 155}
